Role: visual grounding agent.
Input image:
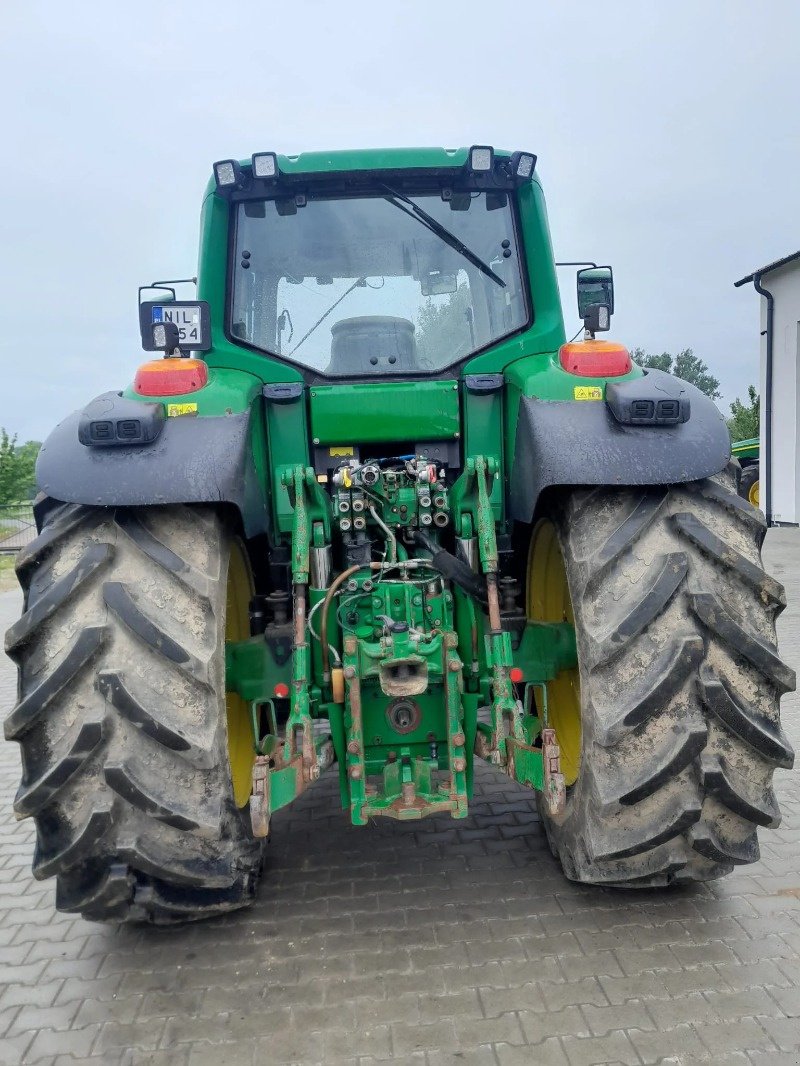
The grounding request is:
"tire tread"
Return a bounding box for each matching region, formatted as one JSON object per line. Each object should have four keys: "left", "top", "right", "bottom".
{"left": 538, "top": 469, "right": 794, "bottom": 887}
{"left": 5, "top": 504, "right": 263, "bottom": 923}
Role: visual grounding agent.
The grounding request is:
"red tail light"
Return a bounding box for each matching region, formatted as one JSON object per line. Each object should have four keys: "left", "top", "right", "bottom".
{"left": 559, "top": 340, "right": 632, "bottom": 378}
{"left": 134, "top": 358, "right": 209, "bottom": 397}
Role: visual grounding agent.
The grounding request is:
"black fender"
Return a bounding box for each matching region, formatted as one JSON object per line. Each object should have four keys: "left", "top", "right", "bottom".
{"left": 35, "top": 392, "right": 268, "bottom": 536}
{"left": 510, "top": 369, "right": 731, "bottom": 524}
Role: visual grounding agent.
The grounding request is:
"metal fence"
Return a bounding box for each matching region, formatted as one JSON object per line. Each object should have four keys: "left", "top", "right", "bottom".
{"left": 0, "top": 504, "right": 36, "bottom": 554}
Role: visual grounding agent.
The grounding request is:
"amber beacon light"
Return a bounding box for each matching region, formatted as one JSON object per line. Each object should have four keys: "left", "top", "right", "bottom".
{"left": 133, "top": 358, "right": 209, "bottom": 396}
{"left": 559, "top": 339, "right": 632, "bottom": 378}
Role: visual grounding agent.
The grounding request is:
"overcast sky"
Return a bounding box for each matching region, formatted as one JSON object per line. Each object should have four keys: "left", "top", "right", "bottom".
{"left": 1, "top": 0, "right": 798, "bottom": 443}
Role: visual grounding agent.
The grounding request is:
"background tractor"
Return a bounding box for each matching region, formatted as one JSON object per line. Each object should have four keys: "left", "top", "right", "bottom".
{"left": 733, "top": 437, "right": 760, "bottom": 507}
{"left": 4, "top": 146, "right": 794, "bottom": 923}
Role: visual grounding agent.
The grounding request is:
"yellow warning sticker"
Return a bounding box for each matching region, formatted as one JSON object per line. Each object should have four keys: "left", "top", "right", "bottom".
{"left": 573, "top": 386, "right": 603, "bottom": 401}
{"left": 167, "top": 402, "right": 199, "bottom": 417}
{"left": 330, "top": 446, "right": 354, "bottom": 457}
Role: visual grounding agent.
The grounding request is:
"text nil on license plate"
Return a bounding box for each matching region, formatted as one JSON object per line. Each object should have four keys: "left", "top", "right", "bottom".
{"left": 152, "top": 305, "right": 203, "bottom": 346}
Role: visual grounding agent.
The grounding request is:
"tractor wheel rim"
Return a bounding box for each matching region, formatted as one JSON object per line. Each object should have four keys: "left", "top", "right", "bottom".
{"left": 226, "top": 539, "right": 255, "bottom": 808}
{"left": 749, "top": 480, "right": 760, "bottom": 508}
{"left": 527, "top": 520, "right": 581, "bottom": 786}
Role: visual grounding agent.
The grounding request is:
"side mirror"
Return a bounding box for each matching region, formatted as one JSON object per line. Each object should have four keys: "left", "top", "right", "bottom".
{"left": 139, "top": 300, "right": 212, "bottom": 352}
{"left": 577, "top": 266, "right": 614, "bottom": 319}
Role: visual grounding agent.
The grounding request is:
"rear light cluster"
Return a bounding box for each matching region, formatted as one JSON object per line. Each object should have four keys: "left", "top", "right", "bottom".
{"left": 134, "top": 358, "right": 209, "bottom": 397}
{"left": 632, "top": 399, "right": 681, "bottom": 421}
{"left": 559, "top": 340, "right": 632, "bottom": 378}
{"left": 89, "top": 419, "right": 143, "bottom": 443}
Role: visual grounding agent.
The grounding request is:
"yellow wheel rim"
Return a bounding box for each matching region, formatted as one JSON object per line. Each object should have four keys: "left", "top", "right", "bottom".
{"left": 226, "top": 539, "right": 255, "bottom": 808}
{"left": 749, "top": 479, "right": 760, "bottom": 508}
{"left": 527, "top": 520, "right": 582, "bottom": 786}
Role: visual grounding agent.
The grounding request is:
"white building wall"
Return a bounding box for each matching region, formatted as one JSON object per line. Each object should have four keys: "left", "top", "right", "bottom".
{"left": 758, "top": 262, "right": 800, "bottom": 525}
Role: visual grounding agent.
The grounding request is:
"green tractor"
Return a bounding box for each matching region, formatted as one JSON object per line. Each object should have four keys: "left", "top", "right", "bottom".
{"left": 5, "top": 147, "right": 795, "bottom": 923}
{"left": 732, "top": 437, "right": 760, "bottom": 508}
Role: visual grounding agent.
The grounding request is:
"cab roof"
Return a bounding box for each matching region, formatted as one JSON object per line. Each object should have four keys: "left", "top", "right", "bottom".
{"left": 203, "top": 146, "right": 517, "bottom": 197}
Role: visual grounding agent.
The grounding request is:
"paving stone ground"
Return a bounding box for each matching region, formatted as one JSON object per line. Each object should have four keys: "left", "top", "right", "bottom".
{"left": 0, "top": 530, "right": 798, "bottom": 1066}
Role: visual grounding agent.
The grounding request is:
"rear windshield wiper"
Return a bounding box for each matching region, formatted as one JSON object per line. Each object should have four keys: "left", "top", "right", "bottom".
{"left": 381, "top": 184, "right": 506, "bottom": 289}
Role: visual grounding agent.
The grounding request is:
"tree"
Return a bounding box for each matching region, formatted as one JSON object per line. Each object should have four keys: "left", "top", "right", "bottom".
{"left": 631, "top": 349, "right": 672, "bottom": 374}
{"left": 0, "top": 429, "right": 17, "bottom": 505}
{"left": 727, "top": 385, "right": 760, "bottom": 443}
{"left": 631, "top": 347, "right": 721, "bottom": 400}
{"left": 416, "top": 284, "right": 472, "bottom": 367}
{"left": 0, "top": 429, "right": 41, "bottom": 506}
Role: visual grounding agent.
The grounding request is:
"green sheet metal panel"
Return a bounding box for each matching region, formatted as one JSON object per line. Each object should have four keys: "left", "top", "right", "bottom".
{"left": 731, "top": 437, "right": 759, "bottom": 461}
{"left": 309, "top": 381, "right": 460, "bottom": 445}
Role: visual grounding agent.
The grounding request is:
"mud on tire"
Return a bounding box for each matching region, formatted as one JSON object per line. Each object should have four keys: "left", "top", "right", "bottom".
{"left": 4, "top": 503, "right": 264, "bottom": 923}
{"left": 538, "top": 463, "right": 795, "bottom": 886}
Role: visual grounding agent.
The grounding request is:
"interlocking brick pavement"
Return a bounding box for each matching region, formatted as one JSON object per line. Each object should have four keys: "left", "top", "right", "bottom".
{"left": 0, "top": 529, "right": 798, "bottom": 1066}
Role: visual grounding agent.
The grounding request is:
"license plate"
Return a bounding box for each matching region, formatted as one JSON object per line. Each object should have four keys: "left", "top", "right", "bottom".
{"left": 152, "top": 304, "right": 204, "bottom": 347}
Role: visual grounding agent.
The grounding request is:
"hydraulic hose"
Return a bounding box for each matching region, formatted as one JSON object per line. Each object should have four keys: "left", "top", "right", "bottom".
{"left": 319, "top": 559, "right": 424, "bottom": 680}
{"left": 368, "top": 505, "right": 397, "bottom": 562}
{"left": 320, "top": 565, "right": 362, "bottom": 681}
{"left": 413, "top": 531, "right": 489, "bottom": 605}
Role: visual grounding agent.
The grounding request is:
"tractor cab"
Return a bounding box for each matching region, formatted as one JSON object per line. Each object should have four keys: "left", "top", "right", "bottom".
{"left": 222, "top": 164, "right": 529, "bottom": 381}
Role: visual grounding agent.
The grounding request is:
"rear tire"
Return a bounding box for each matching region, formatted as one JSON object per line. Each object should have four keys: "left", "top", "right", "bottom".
{"left": 739, "top": 463, "right": 760, "bottom": 509}
{"left": 4, "top": 503, "right": 264, "bottom": 923}
{"left": 533, "top": 464, "right": 795, "bottom": 886}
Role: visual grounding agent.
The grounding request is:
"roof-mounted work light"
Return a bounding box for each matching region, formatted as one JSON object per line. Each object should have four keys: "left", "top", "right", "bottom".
{"left": 213, "top": 159, "right": 244, "bottom": 190}
{"left": 509, "top": 150, "right": 537, "bottom": 181}
{"left": 252, "top": 152, "right": 278, "bottom": 179}
{"left": 468, "top": 145, "right": 494, "bottom": 173}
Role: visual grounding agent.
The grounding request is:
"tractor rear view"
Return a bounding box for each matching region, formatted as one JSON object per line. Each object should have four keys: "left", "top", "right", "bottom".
{"left": 5, "top": 146, "right": 794, "bottom": 923}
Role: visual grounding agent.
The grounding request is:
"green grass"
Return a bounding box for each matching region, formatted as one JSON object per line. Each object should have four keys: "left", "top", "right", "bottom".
{"left": 0, "top": 506, "right": 35, "bottom": 546}
{"left": 0, "top": 554, "right": 19, "bottom": 591}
